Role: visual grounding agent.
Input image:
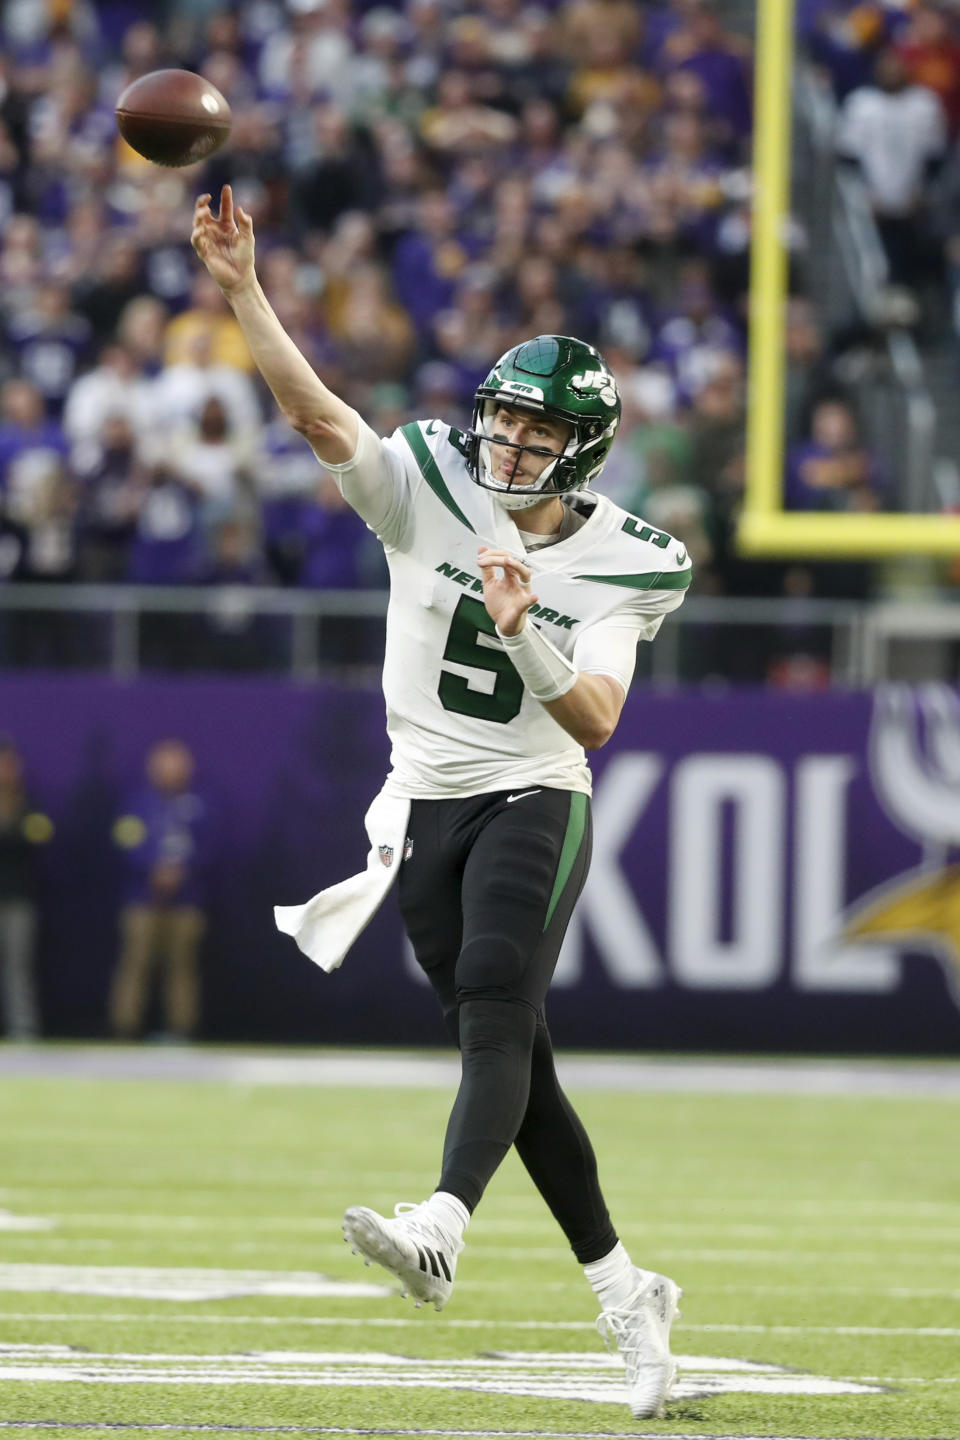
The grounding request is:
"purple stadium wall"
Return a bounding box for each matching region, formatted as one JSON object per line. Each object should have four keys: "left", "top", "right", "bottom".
{"left": 4, "top": 676, "right": 960, "bottom": 1052}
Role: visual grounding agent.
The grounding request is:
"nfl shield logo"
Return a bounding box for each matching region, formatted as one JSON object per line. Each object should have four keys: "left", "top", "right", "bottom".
{"left": 378, "top": 844, "right": 394, "bottom": 868}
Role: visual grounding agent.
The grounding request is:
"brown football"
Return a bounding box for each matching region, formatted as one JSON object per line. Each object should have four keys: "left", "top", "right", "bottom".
{"left": 115, "top": 69, "right": 232, "bottom": 168}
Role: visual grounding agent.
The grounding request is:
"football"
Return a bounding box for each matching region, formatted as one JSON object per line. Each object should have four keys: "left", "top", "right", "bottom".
{"left": 115, "top": 69, "right": 232, "bottom": 168}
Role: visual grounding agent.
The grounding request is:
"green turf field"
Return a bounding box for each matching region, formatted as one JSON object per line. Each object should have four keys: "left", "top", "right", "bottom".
{"left": 0, "top": 1051, "right": 958, "bottom": 1439}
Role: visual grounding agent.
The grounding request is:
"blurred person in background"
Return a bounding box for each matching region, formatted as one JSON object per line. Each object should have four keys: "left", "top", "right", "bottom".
{"left": 323, "top": 260, "right": 416, "bottom": 386}
{"left": 152, "top": 327, "right": 263, "bottom": 441}
{"left": 73, "top": 411, "right": 146, "bottom": 582}
{"left": 648, "top": 258, "right": 743, "bottom": 404}
{"left": 163, "top": 270, "right": 254, "bottom": 371}
{"left": 4, "top": 281, "right": 92, "bottom": 417}
{"left": 799, "top": 0, "right": 896, "bottom": 101}
{"left": 116, "top": 294, "right": 169, "bottom": 378}
{"left": 0, "top": 378, "right": 69, "bottom": 490}
{"left": 0, "top": 736, "right": 52, "bottom": 1040}
{"left": 0, "top": 379, "right": 79, "bottom": 627}
{"left": 62, "top": 342, "right": 153, "bottom": 451}
{"left": 109, "top": 738, "right": 210, "bottom": 1043}
{"left": 655, "top": 0, "right": 753, "bottom": 156}
{"left": 893, "top": 1, "right": 960, "bottom": 138}
{"left": 836, "top": 45, "right": 947, "bottom": 292}
{"left": 297, "top": 473, "right": 380, "bottom": 591}
{"left": 785, "top": 393, "right": 884, "bottom": 513}
{"left": 288, "top": 103, "right": 381, "bottom": 238}
{"left": 391, "top": 188, "right": 474, "bottom": 339}
{"left": 126, "top": 456, "right": 201, "bottom": 587}
{"left": 168, "top": 392, "right": 258, "bottom": 536}
{"left": 74, "top": 230, "right": 149, "bottom": 342}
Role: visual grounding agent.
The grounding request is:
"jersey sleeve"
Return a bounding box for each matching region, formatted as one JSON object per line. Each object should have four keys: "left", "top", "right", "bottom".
{"left": 573, "top": 525, "right": 691, "bottom": 694}
{"left": 573, "top": 615, "right": 646, "bottom": 695}
{"left": 319, "top": 411, "right": 414, "bottom": 548}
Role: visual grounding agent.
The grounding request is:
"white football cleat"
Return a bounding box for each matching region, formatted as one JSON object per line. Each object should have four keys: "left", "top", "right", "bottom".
{"left": 342, "top": 1201, "right": 464, "bottom": 1311}
{"left": 597, "top": 1269, "right": 682, "bottom": 1418}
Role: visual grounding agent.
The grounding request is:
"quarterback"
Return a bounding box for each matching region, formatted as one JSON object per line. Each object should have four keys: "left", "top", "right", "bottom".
{"left": 192, "top": 185, "right": 690, "bottom": 1419}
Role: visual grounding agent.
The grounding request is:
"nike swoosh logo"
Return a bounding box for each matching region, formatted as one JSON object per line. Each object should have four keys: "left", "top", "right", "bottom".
{"left": 507, "top": 790, "right": 542, "bottom": 803}
{"left": 425, "top": 419, "right": 440, "bottom": 435}
{"left": 676, "top": 549, "right": 687, "bottom": 566}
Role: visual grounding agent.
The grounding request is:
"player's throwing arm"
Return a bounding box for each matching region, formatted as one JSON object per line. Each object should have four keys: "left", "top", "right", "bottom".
{"left": 190, "top": 185, "right": 357, "bottom": 465}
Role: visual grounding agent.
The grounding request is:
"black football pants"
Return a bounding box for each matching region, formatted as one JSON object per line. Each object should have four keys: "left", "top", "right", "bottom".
{"left": 397, "top": 786, "right": 618, "bottom": 1265}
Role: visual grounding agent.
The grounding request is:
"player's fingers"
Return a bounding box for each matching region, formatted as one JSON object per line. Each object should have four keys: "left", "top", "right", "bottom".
{"left": 236, "top": 206, "right": 253, "bottom": 233}
{"left": 499, "top": 555, "right": 532, "bottom": 583}
{"left": 478, "top": 550, "right": 530, "bottom": 581}
{"left": 219, "top": 184, "right": 234, "bottom": 227}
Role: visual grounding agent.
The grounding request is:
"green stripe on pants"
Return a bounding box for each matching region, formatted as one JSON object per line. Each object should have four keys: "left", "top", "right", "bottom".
{"left": 543, "top": 791, "right": 588, "bottom": 932}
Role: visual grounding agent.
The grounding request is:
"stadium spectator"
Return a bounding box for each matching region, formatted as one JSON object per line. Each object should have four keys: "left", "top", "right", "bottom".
{"left": 894, "top": 2, "right": 960, "bottom": 137}
{"left": 151, "top": 328, "right": 263, "bottom": 442}
{"left": 163, "top": 270, "right": 255, "bottom": 371}
{"left": 287, "top": 104, "right": 381, "bottom": 238}
{"left": 298, "top": 474, "right": 378, "bottom": 590}
{"left": 648, "top": 259, "right": 743, "bottom": 403}
{"left": 656, "top": 0, "right": 753, "bottom": 154}
{"left": 126, "top": 458, "right": 201, "bottom": 586}
{"left": 116, "top": 295, "right": 169, "bottom": 378}
{"left": 62, "top": 342, "right": 154, "bottom": 451}
{"left": 74, "top": 412, "right": 146, "bottom": 582}
{"left": 73, "top": 230, "right": 148, "bottom": 343}
{"left": 836, "top": 46, "right": 948, "bottom": 289}
{"left": 798, "top": 0, "right": 895, "bottom": 101}
{"left": 0, "top": 378, "right": 69, "bottom": 494}
{"left": 419, "top": 67, "right": 518, "bottom": 158}
{"left": 168, "top": 393, "right": 258, "bottom": 534}
{"left": 392, "top": 189, "right": 477, "bottom": 341}
{"left": 785, "top": 394, "right": 884, "bottom": 512}
{"left": 0, "top": 735, "right": 52, "bottom": 1040}
{"left": 323, "top": 261, "right": 416, "bottom": 386}
{"left": 108, "top": 738, "right": 211, "bottom": 1042}
{"left": 5, "top": 282, "right": 93, "bottom": 416}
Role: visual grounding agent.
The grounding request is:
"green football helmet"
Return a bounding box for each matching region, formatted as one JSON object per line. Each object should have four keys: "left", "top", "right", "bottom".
{"left": 467, "top": 335, "right": 621, "bottom": 510}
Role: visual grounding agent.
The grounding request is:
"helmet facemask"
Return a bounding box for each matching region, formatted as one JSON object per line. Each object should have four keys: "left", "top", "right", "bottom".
{"left": 473, "top": 400, "right": 578, "bottom": 511}
{"left": 466, "top": 336, "right": 622, "bottom": 511}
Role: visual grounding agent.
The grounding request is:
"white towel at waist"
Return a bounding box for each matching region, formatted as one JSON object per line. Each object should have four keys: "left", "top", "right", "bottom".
{"left": 274, "top": 787, "right": 411, "bottom": 972}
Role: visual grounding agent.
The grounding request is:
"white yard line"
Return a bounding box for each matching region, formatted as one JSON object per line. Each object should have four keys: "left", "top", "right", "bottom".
{"left": 1, "top": 1045, "right": 959, "bottom": 1098}
{"left": 3, "top": 1235, "right": 957, "bottom": 1267}
{"left": 1, "top": 1313, "right": 959, "bottom": 1337}
{"left": 0, "top": 1425, "right": 883, "bottom": 1440}
{"left": 32, "top": 1214, "right": 960, "bottom": 1242}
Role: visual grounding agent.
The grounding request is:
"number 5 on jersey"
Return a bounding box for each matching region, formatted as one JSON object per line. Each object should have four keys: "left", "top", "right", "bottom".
{"left": 438, "top": 595, "right": 524, "bottom": 723}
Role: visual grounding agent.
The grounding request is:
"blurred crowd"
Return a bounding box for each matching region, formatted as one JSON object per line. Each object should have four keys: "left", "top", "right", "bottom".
{"left": 1, "top": 0, "right": 957, "bottom": 636}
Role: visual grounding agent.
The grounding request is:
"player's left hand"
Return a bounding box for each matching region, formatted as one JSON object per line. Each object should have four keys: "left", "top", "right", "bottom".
{"left": 477, "top": 546, "right": 538, "bottom": 636}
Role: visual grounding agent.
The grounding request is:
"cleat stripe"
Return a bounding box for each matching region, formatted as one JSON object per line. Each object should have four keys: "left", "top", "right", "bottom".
{"left": 423, "top": 1247, "right": 441, "bottom": 1279}
{"left": 437, "top": 1252, "right": 451, "bottom": 1283}
{"left": 415, "top": 1246, "right": 429, "bottom": 1274}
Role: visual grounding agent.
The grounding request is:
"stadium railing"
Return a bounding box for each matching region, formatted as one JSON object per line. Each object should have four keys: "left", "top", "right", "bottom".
{"left": 2, "top": 583, "right": 959, "bottom": 685}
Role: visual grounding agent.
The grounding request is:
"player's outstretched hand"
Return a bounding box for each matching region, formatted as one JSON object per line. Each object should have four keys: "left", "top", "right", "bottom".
{"left": 477, "top": 547, "right": 538, "bottom": 637}
{"left": 191, "top": 184, "right": 255, "bottom": 295}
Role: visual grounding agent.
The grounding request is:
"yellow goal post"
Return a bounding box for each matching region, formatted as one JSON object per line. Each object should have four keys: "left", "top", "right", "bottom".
{"left": 738, "top": 0, "right": 960, "bottom": 558}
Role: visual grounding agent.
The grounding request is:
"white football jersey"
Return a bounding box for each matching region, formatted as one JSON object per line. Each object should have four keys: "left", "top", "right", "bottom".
{"left": 328, "top": 416, "right": 691, "bottom": 799}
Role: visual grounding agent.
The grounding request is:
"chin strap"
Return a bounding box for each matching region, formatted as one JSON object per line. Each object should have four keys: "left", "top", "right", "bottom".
{"left": 495, "top": 620, "right": 578, "bottom": 701}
